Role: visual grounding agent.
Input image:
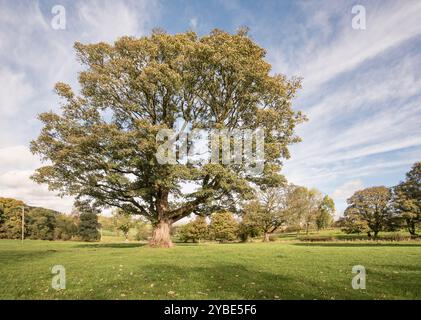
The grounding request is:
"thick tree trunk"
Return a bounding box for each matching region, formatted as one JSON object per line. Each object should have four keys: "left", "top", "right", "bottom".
{"left": 263, "top": 233, "right": 271, "bottom": 242}
{"left": 149, "top": 220, "right": 173, "bottom": 248}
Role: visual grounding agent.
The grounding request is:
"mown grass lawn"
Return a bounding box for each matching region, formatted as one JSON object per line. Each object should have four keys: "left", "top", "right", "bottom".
{"left": 0, "top": 239, "right": 420, "bottom": 300}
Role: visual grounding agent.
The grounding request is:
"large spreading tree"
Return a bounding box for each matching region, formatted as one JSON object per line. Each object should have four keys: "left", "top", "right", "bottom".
{"left": 344, "top": 186, "right": 392, "bottom": 238}
{"left": 31, "top": 29, "right": 304, "bottom": 247}
{"left": 392, "top": 162, "right": 421, "bottom": 236}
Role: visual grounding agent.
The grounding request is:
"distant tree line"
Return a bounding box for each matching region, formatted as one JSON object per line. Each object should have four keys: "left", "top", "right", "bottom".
{"left": 99, "top": 209, "right": 152, "bottom": 241}
{"left": 177, "top": 162, "right": 420, "bottom": 242}
{"left": 1, "top": 162, "right": 418, "bottom": 243}
{"left": 177, "top": 184, "right": 336, "bottom": 243}
{"left": 0, "top": 198, "right": 100, "bottom": 241}
{"left": 339, "top": 162, "right": 420, "bottom": 238}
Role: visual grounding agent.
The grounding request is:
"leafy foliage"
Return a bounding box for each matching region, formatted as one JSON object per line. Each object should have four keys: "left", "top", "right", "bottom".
{"left": 0, "top": 197, "right": 78, "bottom": 240}
{"left": 0, "top": 198, "right": 26, "bottom": 239}
{"left": 30, "top": 29, "right": 305, "bottom": 247}
{"left": 75, "top": 202, "right": 101, "bottom": 242}
{"left": 178, "top": 216, "right": 208, "bottom": 243}
{"left": 54, "top": 214, "right": 78, "bottom": 240}
{"left": 392, "top": 162, "right": 421, "bottom": 236}
{"left": 209, "top": 211, "right": 238, "bottom": 242}
{"left": 281, "top": 186, "right": 324, "bottom": 234}
{"left": 237, "top": 221, "right": 261, "bottom": 242}
{"left": 340, "top": 207, "right": 369, "bottom": 234}
{"left": 112, "top": 210, "right": 133, "bottom": 241}
{"left": 0, "top": 204, "right": 4, "bottom": 225}
{"left": 242, "top": 186, "right": 290, "bottom": 241}
{"left": 27, "top": 208, "right": 57, "bottom": 240}
{"left": 316, "top": 195, "right": 335, "bottom": 230}
{"left": 134, "top": 221, "right": 151, "bottom": 241}
{"left": 343, "top": 186, "right": 392, "bottom": 238}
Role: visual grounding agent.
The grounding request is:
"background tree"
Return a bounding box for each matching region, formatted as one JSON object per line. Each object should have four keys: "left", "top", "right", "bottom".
{"left": 341, "top": 207, "right": 369, "bottom": 234}
{"left": 134, "top": 220, "right": 152, "bottom": 241}
{"left": 0, "top": 197, "right": 80, "bottom": 241}
{"left": 302, "top": 188, "right": 323, "bottom": 234}
{"left": 177, "top": 216, "right": 208, "bottom": 243}
{"left": 0, "top": 198, "right": 26, "bottom": 239}
{"left": 242, "top": 186, "right": 289, "bottom": 242}
{"left": 26, "top": 208, "right": 57, "bottom": 240}
{"left": 209, "top": 211, "right": 238, "bottom": 242}
{"left": 0, "top": 203, "right": 4, "bottom": 225}
{"left": 316, "top": 195, "right": 335, "bottom": 231}
{"left": 30, "top": 29, "right": 304, "bottom": 247}
{"left": 344, "top": 186, "right": 392, "bottom": 239}
{"left": 237, "top": 220, "right": 261, "bottom": 242}
{"left": 284, "top": 186, "right": 321, "bottom": 234}
{"left": 54, "top": 214, "right": 78, "bottom": 240}
{"left": 392, "top": 162, "right": 421, "bottom": 236}
{"left": 112, "top": 210, "right": 133, "bottom": 241}
{"left": 75, "top": 202, "right": 101, "bottom": 242}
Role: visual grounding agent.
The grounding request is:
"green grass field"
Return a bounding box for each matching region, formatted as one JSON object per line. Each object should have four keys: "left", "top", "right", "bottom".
{"left": 1, "top": 237, "right": 420, "bottom": 300}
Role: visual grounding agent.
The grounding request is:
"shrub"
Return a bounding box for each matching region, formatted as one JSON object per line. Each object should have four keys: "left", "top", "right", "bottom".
{"left": 283, "top": 225, "right": 301, "bottom": 233}
{"left": 178, "top": 216, "right": 208, "bottom": 243}
{"left": 268, "top": 234, "right": 277, "bottom": 242}
{"left": 237, "top": 222, "right": 260, "bottom": 242}
{"left": 298, "top": 235, "right": 335, "bottom": 242}
{"left": 379, "top": 233, "right": 412, "bottom": 241}
{"left": 209, "top": 212, "right": 238, "bottom": 243}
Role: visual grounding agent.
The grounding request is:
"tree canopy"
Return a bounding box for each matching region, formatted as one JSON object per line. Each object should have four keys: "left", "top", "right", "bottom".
{"left": 30, "top": 29, "right": 305, "bottom": 247}
{"left": 316, "top": 195, "right": 335, "bottom": 230}
{"left": 209, "top": 211, "right": 238, "bottom": 242}
{"left": 392, "top": 162, "right": 421, "bottom": 236}
{"left": 177, "top": 216, "right": 208, "bottom": 243}
{"left": 242, "top": 186, "right": 290, "bottom": 241}
{"left": 343, "top": 186, "right": 392, "bottom": 238}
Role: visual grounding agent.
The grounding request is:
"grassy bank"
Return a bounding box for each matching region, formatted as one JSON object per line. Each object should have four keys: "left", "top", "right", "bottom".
{"left": 0, "top": 239, "right": 420, "bottom": 300}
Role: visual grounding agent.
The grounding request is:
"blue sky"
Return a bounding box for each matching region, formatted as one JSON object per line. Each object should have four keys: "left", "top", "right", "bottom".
{"left": 0, "top": 0, "right": 420, "bottom": 216}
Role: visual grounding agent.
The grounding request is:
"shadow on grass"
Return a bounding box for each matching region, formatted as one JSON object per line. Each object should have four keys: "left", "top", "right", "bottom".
{"left": 87, "top": 263, "right": 305, "bottom": 300}
{"left": 293, "top": 242, "right": 421, "bottom": 247}
{"left": 75, "top": 243, "right": 147, "bottom": 249}
{"left": 0, "top": 250, "right": 58, "bottom": 264}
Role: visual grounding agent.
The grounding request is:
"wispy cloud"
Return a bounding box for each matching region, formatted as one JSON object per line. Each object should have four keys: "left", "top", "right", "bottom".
{"left": 332, "top": 179, "right": 364, "bottom": 201}
{"left": 267, "top": 1, "right": 421, "bottom": 214}
{"left": 270, "top": 0, "right": 421, "bottom": 91}
{"left": 0, "top": 0, "right": 159, "bottom": 212}
{"left": 189, "top": 17, "right": 198, "bottom": 30}
{"left": 0, "top": 0, "right": 419, "bottom": 216}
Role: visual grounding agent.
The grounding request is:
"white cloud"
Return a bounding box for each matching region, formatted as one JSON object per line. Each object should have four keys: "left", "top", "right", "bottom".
{"left": 282, "top": 51, "right": 421, "bottom": 187}
{"left": 0, "top": 0, "right": 419, "bottom": 218}
{"left": 271, "top": 1, "right": 421, "bottom": 92}
{"left": 77, "top": 0, "right": 158, "bottom": 42}
{"left": 332, "top": 179, "right": 364, "bottom": 200}
{"left": 0, "top": 145, "right": 40, "bottom": 170}
{"left": 0, "top": 170, "right": 74, "bottom": 213}
{"left": 0, "top": 0, "right": 159, "bottom": 212}
{"left": 0, "top": 68, "right": 35, "bottom": 117}
{"left": 266, "top": 2, "right": 421, "bottom": 218}
{"left": 189, "top": 17, "right": 198, "bottom": 30}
